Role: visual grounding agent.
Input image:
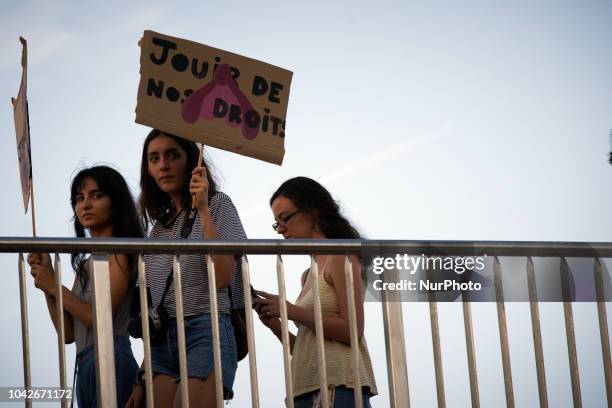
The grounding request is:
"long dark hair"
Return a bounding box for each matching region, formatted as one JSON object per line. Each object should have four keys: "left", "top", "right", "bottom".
{"left": 139, "top": 129, "right": 218, "bottom": 229}
{"left": 270, "top": 176, "right": 361, "bottom": 239}
{"left": 70, "top": 165, "right": 144, "bottom": 289}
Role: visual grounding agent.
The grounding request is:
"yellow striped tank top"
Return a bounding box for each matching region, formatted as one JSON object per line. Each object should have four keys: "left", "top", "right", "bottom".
{"left": 291, "top": 264, "right": 378, "bottom": 398}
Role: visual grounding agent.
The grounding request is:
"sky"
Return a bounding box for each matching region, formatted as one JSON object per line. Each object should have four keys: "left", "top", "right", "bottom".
{"left": 1, "top": 0, "right": 611, "bottom": 407}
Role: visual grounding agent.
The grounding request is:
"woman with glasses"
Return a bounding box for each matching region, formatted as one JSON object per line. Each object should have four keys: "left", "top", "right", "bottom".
{"left": 255, "top": 176, "right": 377, "bottom": 407}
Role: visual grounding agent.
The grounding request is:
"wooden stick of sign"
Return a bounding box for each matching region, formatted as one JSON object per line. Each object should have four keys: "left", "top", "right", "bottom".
{"left": 29, "top": 175, "right": 36, "bottom": 237}
{"left": 26, "top": 97, "right": 36, "bottom": 237}
{"left": 191, "top": 143, "right": 204, "bottom": 209}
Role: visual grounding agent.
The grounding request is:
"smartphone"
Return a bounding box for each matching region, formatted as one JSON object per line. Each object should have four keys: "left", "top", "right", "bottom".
{"left": 250, "top": 286, "right": 264, "bottom": 309}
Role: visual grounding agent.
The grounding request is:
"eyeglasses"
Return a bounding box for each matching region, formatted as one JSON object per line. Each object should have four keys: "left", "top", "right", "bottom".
{"left": 272, "top": 210, "right": 300, "bottom": 231}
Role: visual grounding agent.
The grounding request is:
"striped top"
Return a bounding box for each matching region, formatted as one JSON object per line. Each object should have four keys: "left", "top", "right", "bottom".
{"left": 144, "top": 192, "right": 246, "bottom": 317}
{"left": 292, "top": 262, "right": 378, "bottom": 397}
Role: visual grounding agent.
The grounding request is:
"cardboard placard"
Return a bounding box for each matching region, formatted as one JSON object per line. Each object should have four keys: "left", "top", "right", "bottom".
{"left": 136, "top": 30, "right": 293, "bottom": 165}
{"left": 12, "top": 37, "right": 32, "bottom": 213}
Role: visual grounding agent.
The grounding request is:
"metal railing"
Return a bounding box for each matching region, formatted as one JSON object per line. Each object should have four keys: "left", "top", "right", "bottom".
{"left": 2, "top": 237, "right": 612, "bottom": 408}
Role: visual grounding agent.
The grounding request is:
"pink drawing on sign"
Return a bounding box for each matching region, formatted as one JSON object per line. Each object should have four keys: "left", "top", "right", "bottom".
{"left": 181, "top": 64, "right": 258, "bottom": 140}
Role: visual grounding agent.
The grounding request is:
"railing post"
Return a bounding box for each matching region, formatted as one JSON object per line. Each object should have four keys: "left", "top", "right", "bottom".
{"left": 276, "top": 255, "right": 294, "bottom": 408}
{"left": 426, "top": 266, "right": 446, "bottom": 408}
{"left": 137, "top": 255, "right": 155, "bottom": 408}
{"left": 526, "top": 257, "right": 548, "bottom": 408}
{"left": 494, "top": 257, "right": 515, "bottom": 408}
{"left": 241, "top": 256, "right": 260, "bottom": 408}
{"left": 560, "top": 258, "right": 581, "bottom": 407}
{"left": 310, "top": 256, "right": 329, "bottom": 408}
{"left": 18, "top": 253, "right": 32, "bottom": 408}
{"left": 344, "top": 256, "right": 363, "bottom": 407}
{"left": 381, "top": 267, "right": 410, "bottom": 408}
{"left": 462, "top": 288, "right": 480, "bottom": 408}
{"left": 89, "top": 254, "right": 117, "bottom": 408}
{"left": 53, "top": 254, "right": 68, "bottom": 408}
{"left": 594, "top": 258, "right": 612, "bottom": 405}
{"left": 205, "top": 255, "right": 224, "bottom": 408}
{"left": 174, "top": 255, "right": 190, "bottom": 408}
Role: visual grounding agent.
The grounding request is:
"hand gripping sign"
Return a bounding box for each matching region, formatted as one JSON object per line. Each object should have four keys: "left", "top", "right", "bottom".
{"left": 136, "top": 31, "right": 293, "bottom": 165}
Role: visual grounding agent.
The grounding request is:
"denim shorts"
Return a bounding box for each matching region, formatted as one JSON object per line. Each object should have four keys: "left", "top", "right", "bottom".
{"left": 151, "top": 313, "right": 238, "bottom": 399}
{"left": 294, "top": 386, "right": 373, "bottom": 408}
{"left": 75, "top": 335, "right": 139, "bottom": 408}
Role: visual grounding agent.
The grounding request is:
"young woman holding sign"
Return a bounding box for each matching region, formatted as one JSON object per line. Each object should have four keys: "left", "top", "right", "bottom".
{"left": 127, "top": 129, "right": 246, "bottom": 407}
{"left": 27, "top": 165, "right": 142, "bottom": 407}
{"left": 255, "top": 177, "right": 378, "bottom": 407}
